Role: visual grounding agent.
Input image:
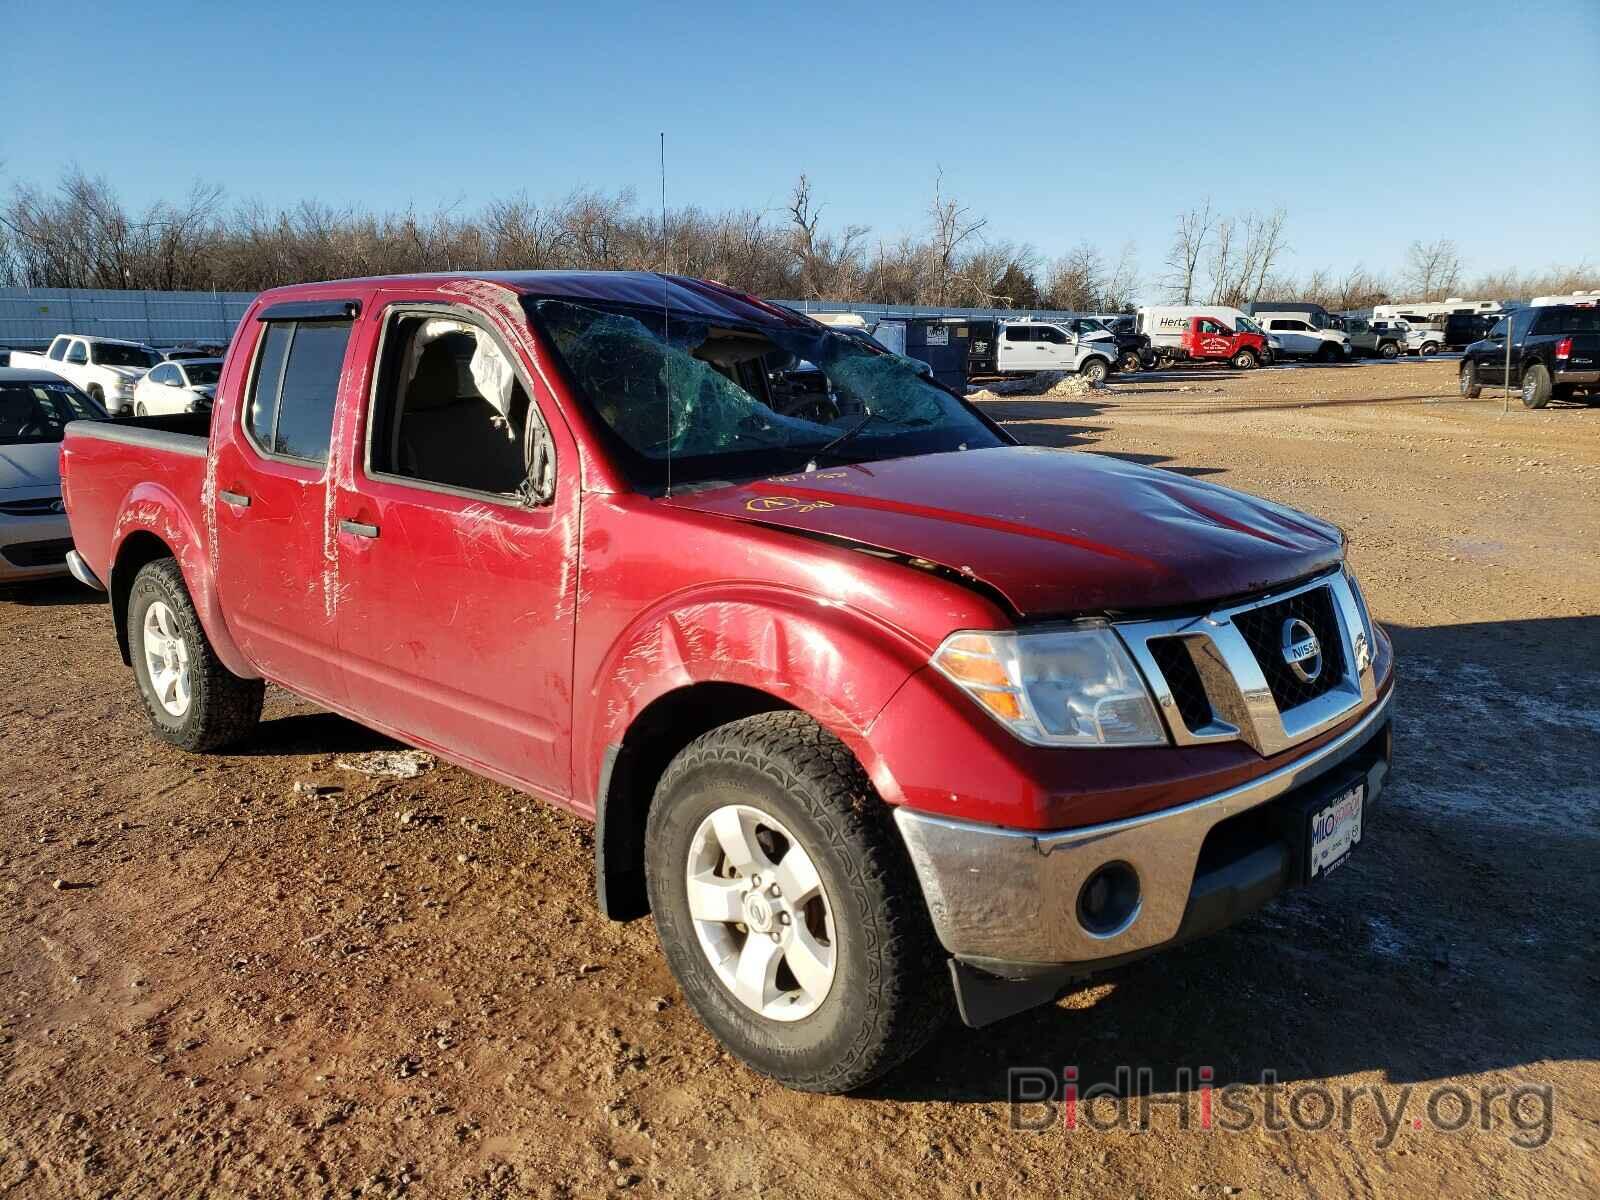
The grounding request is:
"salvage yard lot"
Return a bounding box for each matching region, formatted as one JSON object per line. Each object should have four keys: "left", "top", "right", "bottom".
{"left": 2, "top": 358, "right": 1596, "bottom": 1198}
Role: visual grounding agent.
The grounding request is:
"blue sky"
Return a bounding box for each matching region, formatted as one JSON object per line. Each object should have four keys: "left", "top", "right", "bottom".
{"left": 4, "top": 0, "right": 1597, "bottom": 288}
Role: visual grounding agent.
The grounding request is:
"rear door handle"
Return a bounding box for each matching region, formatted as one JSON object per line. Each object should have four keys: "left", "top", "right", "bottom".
{"left": 218, "top": 489, "right": 250, "bottom": 508}
{"left": 339, "top": 518, "right": 379, "bottom": 539}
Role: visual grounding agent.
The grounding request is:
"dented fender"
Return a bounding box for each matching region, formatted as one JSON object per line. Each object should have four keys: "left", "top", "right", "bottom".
{"left": 579, "top": 585, "right": 933, "bottom": 811}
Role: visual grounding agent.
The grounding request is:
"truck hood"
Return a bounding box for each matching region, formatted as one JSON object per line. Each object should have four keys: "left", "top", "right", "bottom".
{"left": 667, "top": 446, "right": 1344, "bottom": 617}
{"left": 0, "top": 441, "right": 64, "bottom": 492}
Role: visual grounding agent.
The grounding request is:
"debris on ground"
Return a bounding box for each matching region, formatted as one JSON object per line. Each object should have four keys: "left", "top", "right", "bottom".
{"left": 966, "top": 371, "right": 1101, "bottom": 401}
{"left": 333, "top": 750, "right": 435, "bottom": 779}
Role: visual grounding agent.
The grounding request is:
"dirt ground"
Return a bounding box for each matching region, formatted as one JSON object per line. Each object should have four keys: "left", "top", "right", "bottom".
{"left": 2, "top": 357, "right": 1597, "bottom": 1199}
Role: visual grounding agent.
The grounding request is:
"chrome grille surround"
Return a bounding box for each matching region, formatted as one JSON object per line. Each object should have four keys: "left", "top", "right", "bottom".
{"left": 1116, "top": 569, "right": 1376, "bottom": 757}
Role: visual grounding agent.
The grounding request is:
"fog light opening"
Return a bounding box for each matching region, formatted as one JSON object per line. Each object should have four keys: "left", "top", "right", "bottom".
{"left": 1077, "top": 861, "right": 1141, "bottom": 937}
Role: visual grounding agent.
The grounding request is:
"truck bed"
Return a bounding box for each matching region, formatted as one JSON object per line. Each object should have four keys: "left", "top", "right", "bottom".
{"left": 60, "top": 416, "right": 213, "bottom": 589}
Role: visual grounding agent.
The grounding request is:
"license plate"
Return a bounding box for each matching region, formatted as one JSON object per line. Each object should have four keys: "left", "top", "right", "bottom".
{"left": 1309, "top": 784, "right": 1364, "bottom": 879}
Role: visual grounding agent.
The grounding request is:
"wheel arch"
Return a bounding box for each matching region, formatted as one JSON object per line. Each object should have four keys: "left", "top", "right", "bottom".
{"left": 595, "top": 681, "right": 799, "bottom": 921}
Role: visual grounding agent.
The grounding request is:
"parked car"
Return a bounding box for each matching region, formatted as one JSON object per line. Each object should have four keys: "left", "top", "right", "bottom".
{"left": 1459, "top": 304, "right": 1600, "bottom": 407}
{"left": 131, "top": 357, "right": 222, "bottom": 416}
{"left": 0, "top": 368, "right": 106, "bottom": 582}
{"left": 1065, "top": 317, "right": 1154, "bottom": 373}
{"left": 1255, "top": 313, "right": 1352, "bottom": 361}
{"left": 1442, "top": 313, "right": 1494, "bottom": 351}
{"left": 11, "top": 334, "right": 162, "bottom": 415}
{"left": 60, "top": 270, "right": 1394, "bottom": 1093}
{"left": 1398, "top": 319, "right": 1445, "bottom": 357}
{"left": 1343, "top": 318, "right": 1405, "bottom": 359}
{"left": 161, "top": 343, "right": 228, "bottom": 362}
{"left": 1137, "top": 308, "right": 1269, "bottom": 369}
{"left": 966, "top": 319, "right": 1118, "bottom": 383}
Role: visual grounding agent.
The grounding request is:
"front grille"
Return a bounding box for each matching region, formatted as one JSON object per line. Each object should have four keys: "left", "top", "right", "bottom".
{"left": 0, "top": 496, "right": 63, "bottom": 517}
{"left": 1, "top": 537, "right": 74, "bottom": 568}
{"left": 1148, "top": 637, "right": 1213, "bottom": 731}
{"left": 1231, "top": 585, "right": 1346, "bottom": 711}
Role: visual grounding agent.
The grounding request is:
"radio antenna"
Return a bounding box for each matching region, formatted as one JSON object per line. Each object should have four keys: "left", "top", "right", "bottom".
{"left": 660, "top": 131, "right": 673, "bottom": 499}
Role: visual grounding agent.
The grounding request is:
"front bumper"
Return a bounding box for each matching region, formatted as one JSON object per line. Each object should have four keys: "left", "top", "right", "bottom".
{"left": 894, "top": 687, "right": 1392, "bottom": 976}
{"left": 0, "top": 512, "right": 74, "bottom": 581}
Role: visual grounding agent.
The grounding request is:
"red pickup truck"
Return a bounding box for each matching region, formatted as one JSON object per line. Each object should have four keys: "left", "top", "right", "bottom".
{"left": 60, "top": 271, "right": 1394, "bottom": 1093}
{"left": 1154, "top": 316, "right": 1270, "bottom": 370}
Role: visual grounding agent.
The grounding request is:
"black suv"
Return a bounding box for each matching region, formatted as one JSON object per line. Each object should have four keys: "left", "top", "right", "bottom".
{"left": 1460, "top": 305, "right": 1600, "bottom": 408}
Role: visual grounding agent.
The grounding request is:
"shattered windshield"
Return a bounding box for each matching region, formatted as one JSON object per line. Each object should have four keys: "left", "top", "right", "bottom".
{"left": 528, "top": 299, "right": 1004, "bottom": 489}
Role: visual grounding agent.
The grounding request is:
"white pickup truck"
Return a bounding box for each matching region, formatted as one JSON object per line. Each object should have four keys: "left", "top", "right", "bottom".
{"left": 11, "top": 334, "right": 163, "bottom": 415}
{"left": 990, "top": 320, "right": 1118, "bottom": 383}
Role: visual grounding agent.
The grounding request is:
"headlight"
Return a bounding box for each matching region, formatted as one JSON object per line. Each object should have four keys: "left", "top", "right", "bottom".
{"left": 1343, "top": 566, "right": 1376, "bottom": 672}
{"left": 932, "top": 625, "right": 1166, "bottom": 747}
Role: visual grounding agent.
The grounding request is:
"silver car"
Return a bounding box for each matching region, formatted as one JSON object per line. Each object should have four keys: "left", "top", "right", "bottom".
{"left": 0, "top": 368, "right": 106, "bottom": 583}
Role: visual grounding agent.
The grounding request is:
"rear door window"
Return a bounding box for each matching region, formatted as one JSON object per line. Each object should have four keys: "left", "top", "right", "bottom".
{"left": 245, "top": 320, "right": 351, "bottom": 464}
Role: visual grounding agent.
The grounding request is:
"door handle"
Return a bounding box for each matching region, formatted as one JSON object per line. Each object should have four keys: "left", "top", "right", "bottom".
{"left": 218, "top": 489, "right": 250, "bottom": 508}
{"left": 339, "top": 518, "right": 379, "bottom": 539}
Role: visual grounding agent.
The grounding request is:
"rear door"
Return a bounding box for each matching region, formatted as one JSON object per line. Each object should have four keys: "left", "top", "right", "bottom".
{"left": 210, "top": 299, "right": 365, "bottom": 705}
{"left": 330, "top": 297, "right": 578, "bottom": 798}
{"left": 1000, "top": 324, "right": 1043, "bottom": 371}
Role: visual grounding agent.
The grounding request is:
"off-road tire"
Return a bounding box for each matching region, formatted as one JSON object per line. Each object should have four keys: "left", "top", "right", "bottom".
{"left": 127, "top": 558, "right": 263, "bottom": 751}
{"left": 1232, "top": 348, "right": 1258, "bottom": 370}
{"left": 1379, "top": 342, "right": 1399, "bottom": 359}
{"left": 1521, "top": 363, "right": 1553, "bottom": 409}
{"left": 644, "top": 711, "right": 948, "bottom": 1093}
{"left": 1459, "top": 361, "right": 1482, "bottom": 399}
{"left": 1081, "top": 357, "right": 1109, "bottom": 385}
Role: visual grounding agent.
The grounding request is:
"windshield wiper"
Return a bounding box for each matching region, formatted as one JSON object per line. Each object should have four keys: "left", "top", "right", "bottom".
{"left": 806, "top": 410, "right": 878, "bottom": 469}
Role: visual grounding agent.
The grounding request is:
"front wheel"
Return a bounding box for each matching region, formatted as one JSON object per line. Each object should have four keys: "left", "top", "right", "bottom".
{"left": 1459, "top": 361, "right": 1482, "bottom": 399}
{"left": 1155, "top": 353, "right": 1176, "bottom": 370}
{"left": 1118, "top": 351, "right": 1143, "bottom": 374}
{"left": 128, "top": 558, "right": 264, "bottom": 751}
{"left": 1420, "top": 341, "right": 1439, "bottom": 357}
{"left": 644, "top": 712, "right": 947, "bottom": 1093}
{"left": 1521, "top": 363, "right": 1553, "bottom": 409}
{"left": 1379, "top": 342, "right": 1399, "bottom": 359}
{"left": 1316, "top": 342, "right": 1339, "bottom": 363}
{"left": 134, "top": 400, "right": 147, "bottom": 417}
{"left": 1232, "top": 348, "right": 1258, "bottom": 370}
{"left": 1081, "top": 357, "right": 1109, "bottom": 385}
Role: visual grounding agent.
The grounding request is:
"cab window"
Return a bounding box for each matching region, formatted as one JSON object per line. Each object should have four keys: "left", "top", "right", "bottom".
{"left": 66, "top": 341, "right": 88, "bottom": 365}
{"left": 1004, "top": 326, "right": 1035, "bottom": 342}
{"left": 244, "top": 320, "right": 352, "bottom": 464}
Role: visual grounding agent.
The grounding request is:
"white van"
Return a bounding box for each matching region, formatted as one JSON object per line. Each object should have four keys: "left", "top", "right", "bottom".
{"left": 1136, "top": 306, "right": 1267, "bottom": 358}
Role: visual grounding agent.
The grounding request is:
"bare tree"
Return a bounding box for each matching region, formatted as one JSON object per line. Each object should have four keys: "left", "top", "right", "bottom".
{"left": 1402, "top": 238, "right": 1462, "bottom": 301}
{"left": 926, "top": 169, "right": 986, "bottom": 306}
{"left": 1044, "top": 242, "right": 1106, "bottom": 311}
{"left": 1164, "top": 199, "right": 1214, "bottom": 303}
{"left": 1242, "top": 207, "right": 1288, "bottom": 305}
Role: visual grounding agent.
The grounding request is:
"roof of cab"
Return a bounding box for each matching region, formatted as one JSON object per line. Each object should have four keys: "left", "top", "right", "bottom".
{"left": 0, "top": 367, "right": 82, "bottom": 383}
{"left": 255, "top": 270, "right": 815, "bottom": 330}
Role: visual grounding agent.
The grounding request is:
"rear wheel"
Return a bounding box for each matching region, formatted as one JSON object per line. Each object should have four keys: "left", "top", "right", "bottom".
{"left": 1156, "top": 354, "right": 1176, "bottom": 370}
{"left": 644, "top": 712, "right": 947, "bottom": 1093}
{"left": 1459, "top": 361, "right": 1482, "bottom": 399}
{"left": 1232, "top": 348, "right": 1258, "bottom": 370}
{"left": 1521, "top": 363, "right": 1552, "bottom": 409}
{"left": 1118, "top": 351, "right": 1142, "bottom": 374}
{"left": 127, "top": 558, "right": 263, "bottom": 751}
{"left": 1081, "top": 357, "right": 1109, "bottom": 385}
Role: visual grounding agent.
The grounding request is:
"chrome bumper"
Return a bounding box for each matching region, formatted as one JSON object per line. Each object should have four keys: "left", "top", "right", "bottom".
{"left": 893, "top": 688, "right": 1392, "bottom": 968}
{"left": 66, "top": 549, "right": 106, "bottom": 591}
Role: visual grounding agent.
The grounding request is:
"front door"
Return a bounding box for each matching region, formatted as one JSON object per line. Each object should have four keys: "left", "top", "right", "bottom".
{"left": 212, "top": 308, "right": 362, "bottom": 706}
{"left": 332, "top": 300, "right": 578, "bottom": 798}
{"left": 1478, "top": 317, "right": 1509, "bottom": 385}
